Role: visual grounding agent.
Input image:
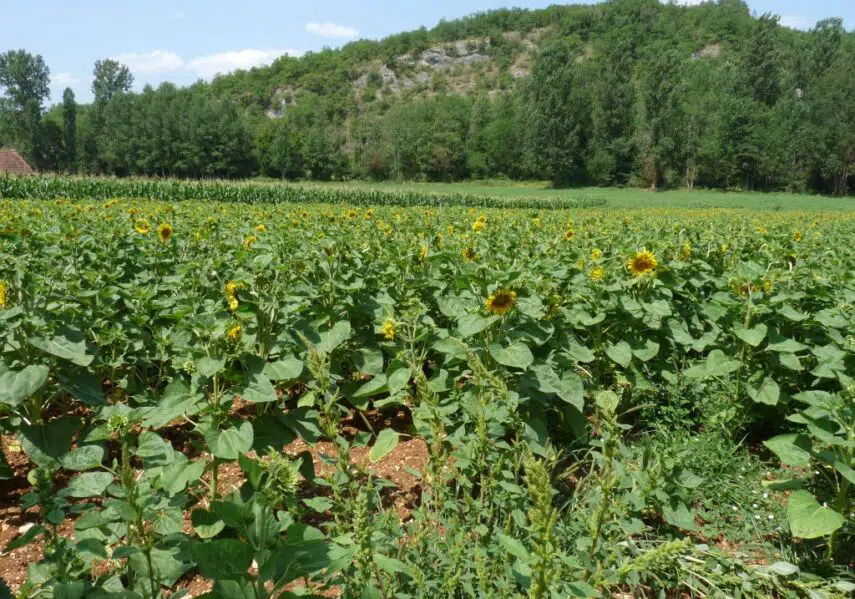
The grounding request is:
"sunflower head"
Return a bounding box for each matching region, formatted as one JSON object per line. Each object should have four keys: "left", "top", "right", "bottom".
{"left": 381, "top": 320, "right": 397, "bottom": 341}
{"left": 472, "top": 220, "right": 486, "bottom": 233}
{"left": 590, "top": 266, "right": 605, "bottom": 283}
{"left": 627, "top": 250, "right": 658, "bottom": 277}
{"left": 347, "top": 209, "right": 358, "bottom": 219}
{"left": 462, "top": 247, "right": 478, "bottom": 261}
{"left": 226, "top": 323, "right": 242, "bottom": 342}
{"left": 486, "top": 289, "right": 517, "bottom": 315}
{"left": 565, "top": 228, "right": 574, "bottom": 241}
{"left": 0, "top": 280, "right": 8, "bottom": 309}
{"left": 255, "top": 224, "right": 267, "bottom": 233}
{"left": 134, "top": 220, "right": 151, "bottom": 234}
{"left": 419, "top": 245, "right": 428, "bottom": 262}
{"left": 590, "top": 248, "right": 602, "bottom": 261}
{"left": 679, "top": 241, "right": 692, "bottom": 261}
{"left": 244, "top": 235, "right": 258, "bottom": 250}
{"left": 793, "top": 230, "right": 803, "bottom": 242}
{"left": 157, "top": 223, "right": 173, "bottom": 243}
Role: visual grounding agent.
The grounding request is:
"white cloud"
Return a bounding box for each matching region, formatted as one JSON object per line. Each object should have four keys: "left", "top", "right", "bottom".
{"left": 52, "top": 72, "right": 79, "bottom": 88}
{"left": 779, "top": 15, "right": 816, "bottom": 31}
{"left": 112, "top": 50, "right": 184, "bottom": 74}
{"left": 305, "top": 22, "right": 359, "bottom": 39}
{"left": 185, "top": 49, "right": 303, "bottom": 79}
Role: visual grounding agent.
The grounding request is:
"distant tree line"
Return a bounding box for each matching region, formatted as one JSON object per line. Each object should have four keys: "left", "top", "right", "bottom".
{"left": 1, "top": 0, "right": 854, "bottom": 194}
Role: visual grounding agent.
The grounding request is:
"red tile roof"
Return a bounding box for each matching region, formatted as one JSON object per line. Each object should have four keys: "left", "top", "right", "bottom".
{"left": 0, "top": 148, "right": 34, "bottom": 175}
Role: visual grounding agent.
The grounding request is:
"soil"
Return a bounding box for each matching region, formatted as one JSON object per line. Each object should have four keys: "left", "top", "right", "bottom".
{"left": 0, "top": 411, "right": 429, "bottom": 595}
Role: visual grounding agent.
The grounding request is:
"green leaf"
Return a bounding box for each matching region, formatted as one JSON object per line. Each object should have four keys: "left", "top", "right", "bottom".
{"left": 19, "top": 417, "right": 80, "bottom": 467}
{"left": 764, "top": 434, "right": 812, "bottom": 467}
{"left": 191, "top": 539, "right": 254, "bottom": 579}
{"left": 605, "top": 341, "right": 632, "bottom": 368}
{"left": 57, "top": 367, "right": 105, "bottom": 406}
{"left": 263, "top": 356, "right": 303, "bottom": 381}
{"left": 455, "top": 314, "right": 497, "bottom": 338}
{"left": 373, "top": 553, "right": 414, "bottom": 578}
{"left": 30, "top": 326, "right": 94, "bottom": 367}
{"left": 530, "top": 365, "right": 584, "bottom": 412}
{"left": 206, "top": 422, "right": 253, "bottom": 460}
{"left": 352, "top": 375, "right": 388, "bottom": 399}
{"left": 317, "top": 321, "right": 351, "bottom": 353}
{"left": 303, "top": 497, "right": 334, "bottom": 513}
{"left": 751, "top": 377, "right": 780, "bottom": 406}
{"left": 734, "top": 323, "right": 767, "bottom": 347}
{"left": 152, "top": 508, "right": 183, "bottom": 536}
{"left": 60, "top": 445, "right": 105, "bottom": 471}
{"left": 191, "top": 509, "right": 226, "bottom": 539}
{"left": 64, "top": 472, "right": 114, "bottom": 498}
{"left": 662, "top": 501, "right": 697, "bottom": 531}
{"left": 236, "top": 371, "right": 277, "bottom": 403}
{"left": 196, "top": 357, "right": 225, "bottom": 378}
{"left": 489, "top": 342, "right": 534, "bottom": 370}
{"left": 4, "top": 524, "right": 45, "bottom": 552}
{"left": 369, "top": 429, "right": 399, "bottom": 463}
{"left": 778, "top": 306, "right": 808, "bottom": 322}
{"left": 0, "top": 365, "right": 49, "bottom": 408}
{"left": 496, "top": 532, "right": 530, "bottom": 563}
{"left": 631, "top": 339, "right": 660, "bottom": 362}
{"left": 683, "top": 350, "right": 741, "bottom": 379}
{"left": 386, "top": 367, "right": 411, "bottom": 395}
{"left": 786, "top": 490, "right": 844, "bottom": 539}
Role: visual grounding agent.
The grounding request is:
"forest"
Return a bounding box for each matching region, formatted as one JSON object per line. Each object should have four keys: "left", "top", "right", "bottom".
{"left": 1, "top": 0, "right": 854, "bottom": 194}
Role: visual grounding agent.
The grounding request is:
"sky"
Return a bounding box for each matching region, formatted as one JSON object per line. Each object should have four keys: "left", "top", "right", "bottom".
{"left": 1, "top": 0, "right": 852, "bottom": 105}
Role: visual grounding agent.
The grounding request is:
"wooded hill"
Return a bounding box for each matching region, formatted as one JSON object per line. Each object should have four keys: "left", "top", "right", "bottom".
{"left": 2, "top": 0, "right": 855, "bottom": 194}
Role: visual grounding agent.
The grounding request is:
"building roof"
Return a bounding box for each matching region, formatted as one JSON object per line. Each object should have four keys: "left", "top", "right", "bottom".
{"left": 0, "top": 148, "right": 34, "bottom": 175}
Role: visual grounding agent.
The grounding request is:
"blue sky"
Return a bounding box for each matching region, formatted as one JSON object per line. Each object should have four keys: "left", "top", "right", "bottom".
{"left": 1, "top": 0, "right": 852, "bottom": 105}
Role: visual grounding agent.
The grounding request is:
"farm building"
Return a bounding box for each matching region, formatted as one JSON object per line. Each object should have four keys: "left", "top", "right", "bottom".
{"left": 0, "top": 148, "right": 34, "bottom": 175}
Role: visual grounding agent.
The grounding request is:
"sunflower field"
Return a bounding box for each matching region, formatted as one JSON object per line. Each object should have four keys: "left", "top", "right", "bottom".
{"left": 1, "top": 182, "right": 854, "bottom": 598}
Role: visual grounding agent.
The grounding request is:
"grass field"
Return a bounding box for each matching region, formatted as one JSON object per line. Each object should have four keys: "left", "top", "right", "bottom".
{"left": 299, "top": 179, "right": 855, "bottom": 211}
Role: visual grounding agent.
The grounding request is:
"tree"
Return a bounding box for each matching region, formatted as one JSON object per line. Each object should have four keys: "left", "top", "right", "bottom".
{"left": 62, "top": 88, "right": 77, "bottom": 172}
{"left": 527, "top": 38, "right": 591, "bottom": 186}
{"left": 743, "top": 13, "right": 781, "bottom": 107}
{"left": 0, "top": 50, "right": 50, "bottom": 163}
{"left": 91, "top": 59, "right": 134, "bottom": 103}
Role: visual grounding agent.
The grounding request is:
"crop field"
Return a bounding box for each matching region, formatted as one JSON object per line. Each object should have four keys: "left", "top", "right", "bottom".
{"left": 1, "top": 177, "right": 854, "bottom": 598}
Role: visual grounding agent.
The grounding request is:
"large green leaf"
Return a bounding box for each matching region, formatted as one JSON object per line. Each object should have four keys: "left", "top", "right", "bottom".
{"left": 0, "top": 365, "right": 49, "bottom": 408}
{"left": 489, "top": 342, "right": 534, "bottom": 370}
{"left": 750, "top": 377, "right": 780, "bottom": 406}
{"left": 18, "top": 417, "right": 81, "bottom": 467}
{"left": 369, "top": 429, "right": 399, "bottom": 463}
{"left": 734, "top": 323, "right": 767, "bottom": 347}
{"left": 530, "top": 365, "right": 584, "bottom": 412}
{"left": 63, "top": 472, "right": 114, "bottom": 498}
{"left": 786, "top": 490, "right": 844, "bottom": 539}
{"left": 206, "top": 422, "right": 254, "bottom": 460}
{"left": 60, "top": 445, "right": 105, "bottom": 471}
{"left": 605, "top": 341, "right": 632, "bottom": 368}
{"left": 682, "top": 350, "right": 741, "bottom": 379}
{"left": 29, "top": 326, "right": 94, "bottom": 367}
{"left": 263, "top": 356, "right": 303, "bottom": 381}
{"left": 235, "top": 371, "right": 277, "bottom": 403}
{"left": 316, "top": 320, "right": 351, "bottom": 353}
{"left": 455, "top": 314, "right": 497, "bottom": 338}
{"left": 764, "top": 434, "right": 812, "bottom": 467}
{"left": 191, "top": 540, "right": 254, "bottom": 579}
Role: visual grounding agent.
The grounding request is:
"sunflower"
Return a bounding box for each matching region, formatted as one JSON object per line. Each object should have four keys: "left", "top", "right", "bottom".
{"left": 486, "top": 290, "right": 517, "bottom": 315}
{"left": 157, "top": 223, "right": 173, "bottom": 243}
{"left": 627, "top": 250, "right": 658, "bottom": 277}
{"left": 244, "top": 235, "right": 258, "bottom": 250}
{"left": 226, "top": 323, "right": 242, "bottom": 342}
{"left": 381, "top": 320, "right": 397, "bottom": 341}
{"left": 590, "top": 248, "right": 602, "bottom": 261}
{"left": 347, "top": 209, "right": 358, "bottom": 219}
{"left": 679, "top": 241, "right": 692, "bottom": 261}
{"left": 0, "top": 280, "right": 8, "bottom": 309}
{"left": 590, "top": 266, "right": 605, "bottom": 283}
{"left": 134, "top": 220, "right": 151, "bottom": 234}
{"left": 472, "top": 220, "right": 486, "bottom": 233}
{"left": 462, "top": 247, "right": 478, "bottom": 261}
{"left": 565, "top": 228, "right": 575, "bottom": 241}
{"left": 419, "top": 245, "right": 428, "bottom": 262}
{"left": 255, "top": 224, "right": 267, "bottom": 233}
{"left": 793, "top": 230, "right": 803, "bottom": 242}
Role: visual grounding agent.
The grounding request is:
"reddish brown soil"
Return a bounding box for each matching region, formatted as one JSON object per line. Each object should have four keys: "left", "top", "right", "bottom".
{"left": 0, "top": 413, "right": 429, "bottom": 595}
